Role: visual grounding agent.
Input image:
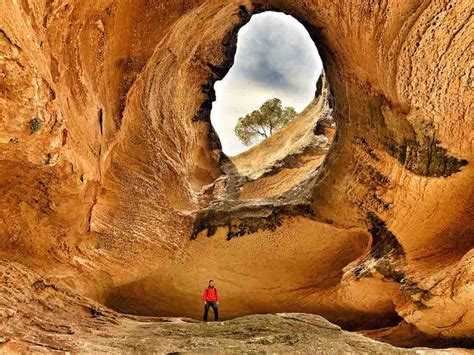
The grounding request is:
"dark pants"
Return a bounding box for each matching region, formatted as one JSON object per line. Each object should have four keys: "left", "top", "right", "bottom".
{"left": 203, "top": 301, "right": 219, "bottom": 321}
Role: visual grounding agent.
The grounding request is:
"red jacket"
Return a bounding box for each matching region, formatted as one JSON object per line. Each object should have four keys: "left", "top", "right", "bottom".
{"left": 203, "top": 287, "right": 219, "bottom": 302}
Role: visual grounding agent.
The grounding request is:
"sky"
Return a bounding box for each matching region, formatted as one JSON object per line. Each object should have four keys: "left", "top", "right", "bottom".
{"left": 210, "top": 12, "right": 323, "bottom": 156}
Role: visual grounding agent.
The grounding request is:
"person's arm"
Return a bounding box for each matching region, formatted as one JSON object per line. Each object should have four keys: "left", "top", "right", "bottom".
{"left": 203, "top": 289, "right": 207, "bottom": 304}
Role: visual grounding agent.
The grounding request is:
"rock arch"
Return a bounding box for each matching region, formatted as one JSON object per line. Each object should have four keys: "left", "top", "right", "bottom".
{"left": 0, "top": 0, "right": 472, "bottom": 342}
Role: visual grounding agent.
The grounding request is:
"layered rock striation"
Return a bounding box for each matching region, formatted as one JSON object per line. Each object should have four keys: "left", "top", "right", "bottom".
{"left": 0, "top": 0, "right": 473, "bottom": 349}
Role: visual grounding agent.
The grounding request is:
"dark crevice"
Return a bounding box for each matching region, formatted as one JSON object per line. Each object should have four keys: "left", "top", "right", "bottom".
{"left": 192, "top": 5, "right": 254, "bottom": 124}
{"left": 98, "top": 109, "right": 104, "bottom": 136}
{"left": 385, "top": 136, "right": 468, "bottom": 177}
{"left": 355, "top": 137, "right": 380, "bottom": 162}
{"left": 115, "top": 56, "right": 147, "bottom": 129}
{"left": 0, "top": 28, "right": 22, "bottom": 50}
{"left": 354, "top": 213, "right": 433, "bottom": 309}
{"left": 191, "top": 203, "right": 315, "bottom": 241}
{"left": 366, "top": 212, "right": 404, "bottom": 260}
{"left": 313, "top": 74, "right": 336, "bottom": 136}
{"left": 314, "top": 70, "right": 325, "bottom": 98}
{"left": 342, "top": 313, "right": 403, "bottom": 332}
{"left": 366, "top": 95, "right": 468, "bottom": 177}
{"left": 61, "top": 129, "right": 68, "bottom": 146}
{"left": 207, "top": 123, "right": 222, "bottom": 151}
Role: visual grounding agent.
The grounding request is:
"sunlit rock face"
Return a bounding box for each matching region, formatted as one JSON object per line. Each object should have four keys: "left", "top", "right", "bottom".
{"left": 0, "top": 0, "right": 472, "bottom": 347}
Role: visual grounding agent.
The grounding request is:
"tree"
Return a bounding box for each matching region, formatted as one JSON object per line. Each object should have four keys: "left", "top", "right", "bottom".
{"left": 234, "top": 98, "right": 297, "bottom": 146}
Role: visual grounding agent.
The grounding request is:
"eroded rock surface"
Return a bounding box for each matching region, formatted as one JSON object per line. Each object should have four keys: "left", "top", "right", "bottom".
{"left": 0, "top": 259, "right": 465, "bottom": 353}
{"left": 0, "top": 0, "right": 473, "bottom": 350}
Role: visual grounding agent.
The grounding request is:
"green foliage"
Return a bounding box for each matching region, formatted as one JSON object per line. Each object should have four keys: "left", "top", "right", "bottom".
{"left": 234, "top": 98, "right": 297, "bottom": 146}
{"left": 30, "top": 118, "right": 41, "bottom": 134}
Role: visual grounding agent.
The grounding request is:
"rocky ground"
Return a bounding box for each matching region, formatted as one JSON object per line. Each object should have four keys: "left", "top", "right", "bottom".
{"left": 55, "top": 315, "right": 470, "bottom": 354}
{"left": 0, "top": 259, "right": 471, "bottom": 353}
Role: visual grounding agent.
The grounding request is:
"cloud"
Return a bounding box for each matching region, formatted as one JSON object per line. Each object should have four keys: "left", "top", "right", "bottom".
{"left": 211, "top": 12, "right": 322, "bottom": 156}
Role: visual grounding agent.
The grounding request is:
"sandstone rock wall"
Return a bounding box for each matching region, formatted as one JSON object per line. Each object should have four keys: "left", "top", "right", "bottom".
{"left": 0, "top": 0, "right": 473, "bottom": 345}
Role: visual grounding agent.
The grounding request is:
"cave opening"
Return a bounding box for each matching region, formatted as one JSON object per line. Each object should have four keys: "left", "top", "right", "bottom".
{"left": 210, "top": 11, "right": 327, "bottom": 157}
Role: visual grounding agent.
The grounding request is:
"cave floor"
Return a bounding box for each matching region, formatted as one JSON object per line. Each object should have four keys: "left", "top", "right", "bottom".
{"left": 3, "top": 313, "right": 465, "bottom": 354}
{"left": 1, "top": 260, "right": 469, "bottom": 353}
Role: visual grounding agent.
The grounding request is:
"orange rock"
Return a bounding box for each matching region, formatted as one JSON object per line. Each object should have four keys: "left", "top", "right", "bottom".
{"left": 0, "top": 0, "right": 472, "bottom": 348}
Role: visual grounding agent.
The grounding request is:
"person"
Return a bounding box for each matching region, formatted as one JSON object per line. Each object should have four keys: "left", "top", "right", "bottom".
{"left": 202, "top": 280, "right": 219, "bottom": 321}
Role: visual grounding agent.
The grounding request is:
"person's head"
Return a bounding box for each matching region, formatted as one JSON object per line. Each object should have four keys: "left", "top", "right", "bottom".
{"left": 208, "top": 280, "right": 214, "bottom": 288}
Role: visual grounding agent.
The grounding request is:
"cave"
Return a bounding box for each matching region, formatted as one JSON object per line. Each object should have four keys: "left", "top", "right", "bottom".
{"left": 0, "top": 0, "right": 473, "bottom": 352}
